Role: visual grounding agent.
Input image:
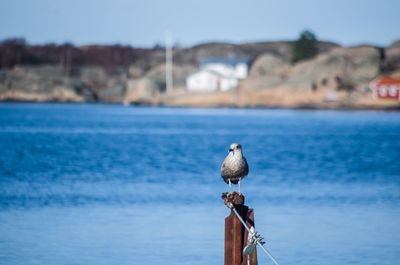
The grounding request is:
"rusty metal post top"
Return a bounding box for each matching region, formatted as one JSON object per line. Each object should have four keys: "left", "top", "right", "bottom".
{"left": 222, "top": 192, "right": 245, "bottom": 206}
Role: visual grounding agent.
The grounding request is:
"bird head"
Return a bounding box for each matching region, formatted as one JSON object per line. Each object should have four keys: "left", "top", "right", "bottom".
{"left": 229, "top": 143, "right": 242, "bottom": 155}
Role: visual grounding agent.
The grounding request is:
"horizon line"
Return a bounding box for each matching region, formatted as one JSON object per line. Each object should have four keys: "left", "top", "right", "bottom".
{"left": 1, "top": 36, "right": 399, "bottom": 49}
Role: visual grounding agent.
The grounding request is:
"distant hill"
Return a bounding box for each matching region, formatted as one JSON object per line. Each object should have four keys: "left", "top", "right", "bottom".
{"left": 0, "top": 38, "right": 340, "bottom": 71}
{"left": 0, "top": 38, "right": 399, "bottom": 109}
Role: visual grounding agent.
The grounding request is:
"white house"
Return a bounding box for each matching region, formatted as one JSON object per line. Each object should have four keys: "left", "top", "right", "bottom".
{"left": 186, "top": 58, "right": 249, "bottom": 91}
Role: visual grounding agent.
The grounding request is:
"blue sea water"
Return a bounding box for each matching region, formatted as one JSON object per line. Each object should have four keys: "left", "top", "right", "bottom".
{"left": 0, "top": 103, "right": 399, "bottom": 265}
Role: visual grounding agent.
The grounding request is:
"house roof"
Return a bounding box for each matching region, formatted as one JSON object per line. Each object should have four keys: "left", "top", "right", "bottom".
{"left": 373, "top": 76, "right": 400, "bottom": 86}
{"left": 199, "top": 57, "right": 249, "bottom": 67}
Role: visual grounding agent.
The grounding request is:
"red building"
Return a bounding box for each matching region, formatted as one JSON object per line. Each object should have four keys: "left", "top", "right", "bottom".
{"left": 370, "top": 76, "right": 400, "bottom": 101}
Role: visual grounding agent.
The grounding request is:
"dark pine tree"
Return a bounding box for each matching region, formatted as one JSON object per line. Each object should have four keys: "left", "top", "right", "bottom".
{"left": 292, "top": 30, "right": 318, "bottom": 64}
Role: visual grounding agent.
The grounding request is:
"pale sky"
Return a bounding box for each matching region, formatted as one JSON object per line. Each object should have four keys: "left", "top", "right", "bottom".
{"left": 0, "top": 0, "right": 399, "bottom": 47}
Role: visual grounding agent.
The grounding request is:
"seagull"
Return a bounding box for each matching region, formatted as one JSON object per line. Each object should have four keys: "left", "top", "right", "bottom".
{"left": 221, "top": 143, "right": 249, "bottom": 193}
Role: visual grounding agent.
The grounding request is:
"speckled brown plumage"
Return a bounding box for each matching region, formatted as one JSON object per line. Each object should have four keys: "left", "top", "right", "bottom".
{"left": 221, "top": 143, "right": 249, "bottom": 185}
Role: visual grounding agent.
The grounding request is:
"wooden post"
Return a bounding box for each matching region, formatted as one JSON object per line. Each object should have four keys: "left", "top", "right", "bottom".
{"left": 222, "top": 192, "right": 258, "bottom": 265}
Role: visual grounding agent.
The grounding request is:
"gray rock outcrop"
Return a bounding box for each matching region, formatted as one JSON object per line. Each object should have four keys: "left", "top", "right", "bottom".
{"left": 242, "top": 46, "right": 381, "bottom": 91}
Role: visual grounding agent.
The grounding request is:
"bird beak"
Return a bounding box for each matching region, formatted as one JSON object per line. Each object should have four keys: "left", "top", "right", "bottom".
{"left": 229, "top": 148, "right": 233, "bottom": 152}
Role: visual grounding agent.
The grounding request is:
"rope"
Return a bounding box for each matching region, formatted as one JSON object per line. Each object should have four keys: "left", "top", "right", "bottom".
{"left": 226, "top": 202, "right": 281, "bottom": 265}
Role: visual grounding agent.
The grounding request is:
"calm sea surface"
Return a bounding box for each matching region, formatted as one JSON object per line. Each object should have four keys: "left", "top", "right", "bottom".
{"left": 0, "top": 103, "right": 399, "bottom": 265}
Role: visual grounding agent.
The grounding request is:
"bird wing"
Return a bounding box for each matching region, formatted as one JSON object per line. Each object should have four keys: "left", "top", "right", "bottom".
{"left": 221, "top": 156, "right": 234, "bottom": 183}
{"left": 243, "top": 156, "right": 249, "bottom": 176}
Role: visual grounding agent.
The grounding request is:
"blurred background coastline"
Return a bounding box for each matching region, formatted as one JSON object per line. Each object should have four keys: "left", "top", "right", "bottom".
{"left": 1, "top": 34, "right": 400, "bottom": 109}
{"left": 2, "top": 0, "right": 400, "bottom": 110}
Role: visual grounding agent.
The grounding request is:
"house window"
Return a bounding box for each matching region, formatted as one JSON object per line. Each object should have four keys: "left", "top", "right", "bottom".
{"left": 379, "top": 86, "right": 387, "bottom": 96}
{"left": 389, "top": 86, "right": 398, "bottom": 97}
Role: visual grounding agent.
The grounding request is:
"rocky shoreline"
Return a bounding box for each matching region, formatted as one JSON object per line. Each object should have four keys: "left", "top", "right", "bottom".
{"left": 2, "top": 89, "right": 398, "bottom": 111}
{"left": 1, "top": 39, "right": 399, "bottom": 110}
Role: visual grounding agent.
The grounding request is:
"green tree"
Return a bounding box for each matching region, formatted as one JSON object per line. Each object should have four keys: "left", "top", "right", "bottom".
{"left": 292, "top": 30, "right": 318, "bottom": 63}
